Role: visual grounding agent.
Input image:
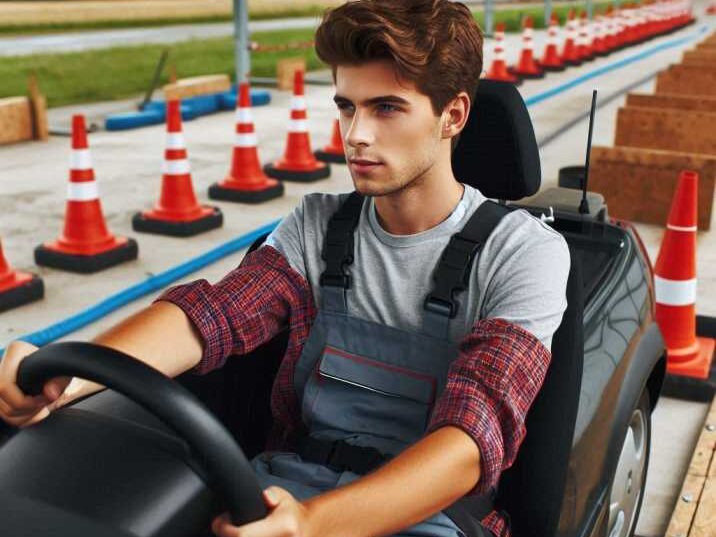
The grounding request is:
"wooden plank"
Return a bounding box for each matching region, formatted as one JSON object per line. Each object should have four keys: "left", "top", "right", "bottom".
{"left": 690, "top": 477, "right": 716, "bottom": 537}
{"left": 614, "top": 106, "right": 716, "bottom": 155}
{"left": 163, "top": 74, "right": 230, "bottom": 100}
{"left": 0, "top": 96, "right": 33, "bottom": 145}
{"left": 682, "top": 50, "right": 716, "bottom": 67}
{"left": 625, "top": 93, "right": 716, "bottom": 113}
{"left": 656, "top": 66, "right": 716, "bottom": 97}
{"left": 665, "top": 474, "right": 706, "bottom": 537}
{"left": 688, "top": 407, "right": 716, "bottom": 477}
{"left": 277, "top": 58, "right": 306, "bottom": 91}
{"left": 589, "top": 146, "right": 716, "bottom": 230}
{"left": 708, "top": 398, "right": 716, "bottom": 479}
{"left": 27, "top": 74, "right": 48, "bottom": 141}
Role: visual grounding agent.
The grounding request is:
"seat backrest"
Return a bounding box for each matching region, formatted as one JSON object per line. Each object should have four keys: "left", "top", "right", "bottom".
{"left": 452, "top": 79, "right": 541, "bottom": 201}
{"left": 494, "top": 251, "right": 584, "bottom": 537}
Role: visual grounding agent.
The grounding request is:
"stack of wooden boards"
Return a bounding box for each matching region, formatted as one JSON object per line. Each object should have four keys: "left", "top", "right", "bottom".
{"left": 665, "top": 396, "right": 716, "bottom": 537}
{"left": 590, "top": 31, "right": 716, "bottom": 230}
{"left": 0, "top": 76, "right": 48, "bottom": 146}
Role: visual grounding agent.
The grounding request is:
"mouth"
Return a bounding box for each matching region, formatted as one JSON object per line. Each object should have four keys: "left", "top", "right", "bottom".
{"left": 349, "top": 158, "right": 383, "bottom": 175}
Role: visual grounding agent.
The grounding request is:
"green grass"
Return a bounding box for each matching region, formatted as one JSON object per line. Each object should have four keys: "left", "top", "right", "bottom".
{"left": 0, "top": 1, "right": 635, "bottom": 109}
{"left": 0, "top": 6, "right": 329, "bottom": 35}
{"left": 0, "top": 28, "right": 322, "bottom": 108}
{"left": 0, "top": 1, "right": 629, "bottom": 35}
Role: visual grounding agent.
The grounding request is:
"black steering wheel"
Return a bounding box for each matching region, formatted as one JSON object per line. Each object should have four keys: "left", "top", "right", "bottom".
{"left": 16, "top": 341, "right": 268, "bottom": 527}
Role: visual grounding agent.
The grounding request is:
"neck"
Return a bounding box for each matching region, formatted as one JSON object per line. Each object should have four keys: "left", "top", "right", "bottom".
{"left": 374, "top": 160, "right": 464, "bottom": 236}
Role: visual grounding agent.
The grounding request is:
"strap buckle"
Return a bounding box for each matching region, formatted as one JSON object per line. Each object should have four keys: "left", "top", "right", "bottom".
{"left": 424, "top": 295, "right": 457, "bottom": 318}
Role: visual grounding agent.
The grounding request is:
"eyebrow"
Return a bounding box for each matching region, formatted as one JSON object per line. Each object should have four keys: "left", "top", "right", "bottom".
{"left": 333, "top": 94, "right": 410, "bottom": 106}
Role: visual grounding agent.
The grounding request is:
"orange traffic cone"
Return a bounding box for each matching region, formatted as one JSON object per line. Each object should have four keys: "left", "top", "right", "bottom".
{"left": 561, "top": 10, "right": 582, "bottom": 65}
{"left": 209, "top": 82, "right": 284, "bottom": 203}
{"left": 655, "top": 170, "right": 715, "bottom": 380}
{"left": 35, "top": 115, "right": 138, "bottom": 273}
{"left": 0, "top": 239, "right": 43, "bottom": 313}
{"left": 591, "top": 13, "right": 609, "bottom": 56}
{"left": 540, "top": 15, "right": 566, "bottom": 71}
{"left": 133, "top": 100, "right": 223, "bottom": 236}
{"left": 315, "top": 118, "right": 346, "bottom": 164}
{"left": 576, "top": 11, "right": 595, "bottom": 62}
{"left": 602, "top": 7, "right": 619, "bottom": 52}
{"left": 510, "top": 16, "right": 545, "bottom": 79}
{"left": 264, "top": 70, "right": 331, "bottom": 182}
{"left": 484, "top": 23, "right": 521, "bottom": 84}
{"left": 707, "top": 1, "right": 716, "bottom": 15}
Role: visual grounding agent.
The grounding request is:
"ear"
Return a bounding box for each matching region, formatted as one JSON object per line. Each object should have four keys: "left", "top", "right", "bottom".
{"left": 441, "top": 91, "right": 471, "bottom": 140}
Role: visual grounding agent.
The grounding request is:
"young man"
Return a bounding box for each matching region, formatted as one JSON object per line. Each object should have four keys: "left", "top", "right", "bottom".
{"left": 0, "top": 1, "right": 569, "bottom": 536}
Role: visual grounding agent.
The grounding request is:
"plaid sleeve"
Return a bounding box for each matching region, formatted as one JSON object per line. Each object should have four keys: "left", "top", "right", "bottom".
{"left": 154, "top": 245, "right": 315, "bottom": 375}
{"left": 426, "top": 318, "right": 551, "bottom": 495}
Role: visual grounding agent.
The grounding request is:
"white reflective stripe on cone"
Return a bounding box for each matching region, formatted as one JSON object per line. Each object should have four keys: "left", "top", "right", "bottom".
{"left": 67, "top": 181, "right": 99, "bottom": 201}
{"left": 289, "top": 120, "right": 308, "bottom": 132}
{"left": 290, "top": 96, "right": 307, "bottom": 111}
{"left": 667, "top": 223, "right": 697, "bottom": 232}
{"left": 162, "top": 159, "right": 191, "bottom": 175}
{"left": 165, "top": 133, "right": 186, "bottom": 150}
{"left": 236, "top": 108, "right": 253, "bottom": 124}
{"left": 655, "top": 276, "right": 697, "bottom": 306}
{"left": 668, "top": 341, "right": 702, "bottom": 356}
{"left": 70, "top": 149, "right": 93, "bottom": 170}
{"left": 235, "top": 133, "right": 258, "bottom": 147}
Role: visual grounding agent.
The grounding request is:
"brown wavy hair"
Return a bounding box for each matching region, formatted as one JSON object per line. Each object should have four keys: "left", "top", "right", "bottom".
{"left": 314, "top": 0, "right": 484, "bottom": 116}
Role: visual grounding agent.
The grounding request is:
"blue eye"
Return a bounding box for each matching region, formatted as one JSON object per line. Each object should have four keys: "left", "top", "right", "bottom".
{"left": 377, "top": 103, "right": 399, "bottom": 114}
{"left": 336, "top": 102, "right": 355, "bottom": 115}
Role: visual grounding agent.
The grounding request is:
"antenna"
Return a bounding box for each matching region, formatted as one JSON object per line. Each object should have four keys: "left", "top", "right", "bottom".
{"left": 579, "top": 89, "right": 598, "bottom": 215}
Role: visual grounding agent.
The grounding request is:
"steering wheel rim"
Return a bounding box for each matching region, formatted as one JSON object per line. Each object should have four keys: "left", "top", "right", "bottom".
{"left": 16, "top": 341, "right": 267, "bottom": 527}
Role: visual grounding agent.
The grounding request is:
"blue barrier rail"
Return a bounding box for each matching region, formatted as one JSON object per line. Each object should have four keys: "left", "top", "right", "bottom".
{"left": 524, "top": 23, "right": 709, "bottom": 108}
{"left": 1, "top": 220, "right": 280, "bottom": 355}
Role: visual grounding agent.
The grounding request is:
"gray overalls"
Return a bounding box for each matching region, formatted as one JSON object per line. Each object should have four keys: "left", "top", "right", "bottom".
{"left": 251, "top": 193, "right": 508, "bottom": 537}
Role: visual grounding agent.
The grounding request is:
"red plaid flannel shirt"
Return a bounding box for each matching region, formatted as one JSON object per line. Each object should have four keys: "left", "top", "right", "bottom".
{"left": 156, "top": 245, "right": 552, "bottom": 537}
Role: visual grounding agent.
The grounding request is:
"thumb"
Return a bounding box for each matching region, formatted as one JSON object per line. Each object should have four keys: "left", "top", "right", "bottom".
{"left": 43, "top": 377, "right": 71, "bottom": 401}
{"left": 262, "top": 487, "right": 286, "bottom": 509}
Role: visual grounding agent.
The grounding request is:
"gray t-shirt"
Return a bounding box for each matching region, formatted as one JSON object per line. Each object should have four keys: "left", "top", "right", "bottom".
{"left": 266, "top": 184, "right": 570, "bottom": 349}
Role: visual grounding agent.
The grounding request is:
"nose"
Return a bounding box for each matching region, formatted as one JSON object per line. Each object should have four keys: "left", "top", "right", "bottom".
{"left": 344, "top": 110, "right": 374, "bottom": 149}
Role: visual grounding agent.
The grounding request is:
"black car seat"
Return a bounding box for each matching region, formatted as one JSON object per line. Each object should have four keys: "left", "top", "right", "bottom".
{"left": 178, "top": 80, "right": 584, "bottom": 537}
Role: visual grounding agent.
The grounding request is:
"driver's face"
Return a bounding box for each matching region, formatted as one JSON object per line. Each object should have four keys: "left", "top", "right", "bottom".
{"left": 334, "top": 61, "right": 443, "bottom": 197}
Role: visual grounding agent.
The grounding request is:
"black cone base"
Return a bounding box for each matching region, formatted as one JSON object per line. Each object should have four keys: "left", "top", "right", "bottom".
{"left": 0, "top": 275, "right": 44, "bottom": 313}
{"left": 661, "top": 363, "right": 716, "bottom": 403}
{"left": 263, "top": 163, "right": 331, "bottom": 182}
{"left": 208, "top": 182, "right": 284, "bottom": 204}
{"left": 540, "top": 64, "right": 567, "bottom": 72}
{"left": 132, "top": 207, "right": 223, "bottom": 237}
{"left": 314, "top": 150, "right": 346, "bottom": 164}
{"left": 34, "top": 239, "right": 138, "bottom": 274}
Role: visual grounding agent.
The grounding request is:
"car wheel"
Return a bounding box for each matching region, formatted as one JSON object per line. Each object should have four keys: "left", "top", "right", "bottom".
{"left": 607, "top": 389, "right": 651, "bottom": 537}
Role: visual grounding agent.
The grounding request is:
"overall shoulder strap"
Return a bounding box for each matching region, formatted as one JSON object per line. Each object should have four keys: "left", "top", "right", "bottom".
{"left": 424, "top": 200, "right": 513, "bottom": 339}
{"left": 319, "top": 192, "right": 364, "bottom": 312}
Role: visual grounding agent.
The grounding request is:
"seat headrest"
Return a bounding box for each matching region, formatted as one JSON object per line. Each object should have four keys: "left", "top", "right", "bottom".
{"left": 451, "top": 79, "right": 541, "bottom": 200}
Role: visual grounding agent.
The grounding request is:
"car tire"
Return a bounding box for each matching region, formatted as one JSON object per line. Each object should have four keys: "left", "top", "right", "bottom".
{"left": 606, "top": 389, "right": 651, "bottom": 537}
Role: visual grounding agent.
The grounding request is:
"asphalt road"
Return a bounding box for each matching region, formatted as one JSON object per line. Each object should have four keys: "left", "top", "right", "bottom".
{"left": 0, "top": 16, "right": 320, "bottom": 57}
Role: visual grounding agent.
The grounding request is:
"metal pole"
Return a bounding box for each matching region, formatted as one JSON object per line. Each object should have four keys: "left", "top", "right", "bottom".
{"left": 544, "top": 0, "right": 552, "bottom": 27}
{"left": 587, "top": 0, "right": 593, "bottom": 19}
{"left": 234, "top": 0, "right": 250, "bottom": 84}
{"left": 485, "top": 0, "right": 494, "bottom": 35}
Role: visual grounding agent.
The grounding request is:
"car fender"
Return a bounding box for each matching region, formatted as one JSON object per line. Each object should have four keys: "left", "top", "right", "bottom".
{"left": 579, "top": 321, "right": 665, "bottom": 537}
{"left": 607, "top": 322, "right": 665, "bottom": 464}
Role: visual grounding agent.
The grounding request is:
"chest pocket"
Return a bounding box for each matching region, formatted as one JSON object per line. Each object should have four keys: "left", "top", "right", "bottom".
{"left": 303, "top": 345, "right": 437, "bottom": 447}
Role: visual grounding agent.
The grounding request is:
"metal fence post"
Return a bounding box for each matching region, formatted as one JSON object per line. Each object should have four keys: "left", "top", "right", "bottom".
{"left": 234, "top": 0, "right": 250, "bottom": 84}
